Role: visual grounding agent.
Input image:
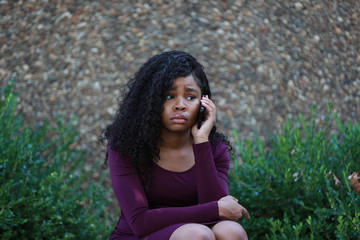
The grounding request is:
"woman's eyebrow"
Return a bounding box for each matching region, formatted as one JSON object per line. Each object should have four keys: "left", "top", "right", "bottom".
{"left": 185, "top": 86, "right": 200, "bottom": 94}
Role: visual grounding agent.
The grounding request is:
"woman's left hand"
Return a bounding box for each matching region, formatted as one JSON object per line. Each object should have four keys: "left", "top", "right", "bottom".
{"left": 191, "top": 95, "right": 216, "bottom": 144}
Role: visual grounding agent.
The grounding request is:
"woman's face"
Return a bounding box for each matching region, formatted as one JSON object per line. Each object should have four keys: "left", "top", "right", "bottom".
{"left": 161, "top": 75, "right": 202, "bottom": 134}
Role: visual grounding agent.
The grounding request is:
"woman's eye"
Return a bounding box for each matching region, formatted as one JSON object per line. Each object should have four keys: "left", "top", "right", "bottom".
{"left": 166, "top": 95, "right": 173, "bottom": 100}
{"left": 187, "top": 96, "right": 195, "bottom": 100}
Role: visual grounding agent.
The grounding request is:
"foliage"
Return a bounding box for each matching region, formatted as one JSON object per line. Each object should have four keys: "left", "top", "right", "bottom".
{"left": 229, "top": 104, "right": 360, "bottom": 239}
{"left": 0, "top": 81, "right": 111, "bottom": 239}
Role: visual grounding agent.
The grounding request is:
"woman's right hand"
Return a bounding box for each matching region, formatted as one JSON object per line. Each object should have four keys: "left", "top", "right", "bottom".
{"left": 218, "top": 195, "right": 250, "bottom": 221}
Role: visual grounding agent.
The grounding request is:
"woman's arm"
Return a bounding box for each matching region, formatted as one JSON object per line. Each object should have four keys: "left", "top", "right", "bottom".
{"left": 193, "top": 141, "right": 230, "bottom": 203}
{"left": 191, "top": 96, "right": 230, "bottom": 203}
{"left": 108, "top": 147, "right": 219, "bottom": 238}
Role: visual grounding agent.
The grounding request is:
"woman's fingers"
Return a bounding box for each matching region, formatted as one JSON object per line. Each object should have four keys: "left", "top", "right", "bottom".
{"left": 218, "top": 195, "right": 250, "bottom": 221}
{"left": 228, "top": 196, "right": 250, "bottom": 220}
{"left": 229, "top": 195, "right": 238, "bottom": 202}
{"left": 200, "top": 96, "right": 216, "bottom": 126}
{"left": 192, "top": 96, "right": 216, "bottom": 143}
{"left": 200, "top": 96, "right": 216, "bottom": 119}
{"left": 241, "top": 206, "right": 250, "bottom": 219}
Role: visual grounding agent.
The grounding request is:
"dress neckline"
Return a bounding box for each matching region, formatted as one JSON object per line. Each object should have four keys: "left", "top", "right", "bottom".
{"left": 154, "top": 162, "right": 195, "bottom": 174}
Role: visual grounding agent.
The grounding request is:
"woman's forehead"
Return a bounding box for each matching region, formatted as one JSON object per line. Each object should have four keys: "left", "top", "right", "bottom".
{"left": 170, "top": 75, "right": 200, "bottom": 89}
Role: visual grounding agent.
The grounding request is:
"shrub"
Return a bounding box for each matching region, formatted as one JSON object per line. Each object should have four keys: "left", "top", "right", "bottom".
{"left": 229, "top": 104, "right": 360, "bottom": 239}
{"left": 0, "top": 81, "right": 112, "bottom": 239}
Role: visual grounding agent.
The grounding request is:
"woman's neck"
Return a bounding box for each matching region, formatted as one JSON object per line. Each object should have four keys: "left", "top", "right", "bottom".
{"left": 159, "top": 130, "right": 193, "bottom": 150}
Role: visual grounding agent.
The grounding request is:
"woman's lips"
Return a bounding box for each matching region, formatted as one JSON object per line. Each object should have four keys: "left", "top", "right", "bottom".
{"left": 171, "top": 115, "right": 187, "bottom": 123}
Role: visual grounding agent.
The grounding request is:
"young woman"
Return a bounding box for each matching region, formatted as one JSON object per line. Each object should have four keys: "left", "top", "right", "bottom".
{"left": 102, "top": 50, "right": 250, "bottom": 240}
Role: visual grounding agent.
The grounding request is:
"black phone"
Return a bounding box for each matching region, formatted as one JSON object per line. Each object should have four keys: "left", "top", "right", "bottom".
{"left": 197, "top": 102, "right": 205, "bottom": 129}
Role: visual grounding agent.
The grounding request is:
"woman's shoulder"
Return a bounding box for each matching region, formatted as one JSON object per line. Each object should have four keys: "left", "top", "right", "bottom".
{"left": 210, "top": 140, "right": 227, "bottom": 152}
{"left": 107, "top": 144, "right": 132, "bottom": 166}
{"left": 210, "top": 140, "right": 230, "bottom": 164}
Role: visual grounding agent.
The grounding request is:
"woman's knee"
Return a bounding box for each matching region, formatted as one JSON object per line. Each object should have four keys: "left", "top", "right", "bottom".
{"left": 211, "top": 221, "right": 248, "bottom": 240}
{"left": 170, "top": 223, "right": 215, "bottom": 240}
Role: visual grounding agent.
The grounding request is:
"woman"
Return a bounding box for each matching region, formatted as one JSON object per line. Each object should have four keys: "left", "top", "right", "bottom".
{"left": 102, "top": 50, "right": 250, "bottom": 240}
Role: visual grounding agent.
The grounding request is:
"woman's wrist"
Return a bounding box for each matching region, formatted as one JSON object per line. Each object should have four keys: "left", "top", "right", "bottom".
{"left": 217, "top": 200, "right": 225, "bottom": 219}
{"left": 193, "top": 137, "right": 208, "bottom": 144}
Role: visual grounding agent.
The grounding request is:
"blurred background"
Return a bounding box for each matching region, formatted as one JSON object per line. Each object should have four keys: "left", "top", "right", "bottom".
{"left": 1, "top": 0, "right": 359, "bottom": 189}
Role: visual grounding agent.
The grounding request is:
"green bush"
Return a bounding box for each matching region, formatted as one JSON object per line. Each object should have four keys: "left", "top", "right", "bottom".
{"left": 230, "top": 104, "right": 360, "bottom": 239}
{"left": 0, "top": 81, "right": 111, "bottom": 239}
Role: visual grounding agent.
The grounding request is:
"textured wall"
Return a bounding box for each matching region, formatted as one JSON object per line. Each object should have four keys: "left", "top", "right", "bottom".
{"left": 1, "top": 1, "right": 359, "bottom": 175}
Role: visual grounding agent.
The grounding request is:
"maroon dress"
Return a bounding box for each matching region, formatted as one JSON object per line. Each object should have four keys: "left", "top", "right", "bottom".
{"left": 108, "top": 141, "right": 230, "bottom": 240}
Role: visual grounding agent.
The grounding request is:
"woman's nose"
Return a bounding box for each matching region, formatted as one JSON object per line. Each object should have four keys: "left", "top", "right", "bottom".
{"left": 174, "top": 98, "right": 186, "bottom": 111}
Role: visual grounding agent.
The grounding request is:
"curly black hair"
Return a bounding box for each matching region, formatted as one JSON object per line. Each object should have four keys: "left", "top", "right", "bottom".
{"left": 101, "top": 50, "right": 232, "bottom": 187}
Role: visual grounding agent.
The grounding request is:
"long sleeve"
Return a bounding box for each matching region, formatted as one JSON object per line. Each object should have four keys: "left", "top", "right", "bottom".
{"left": 193, "top": 141, "right": 230, "bottom": 203}
{"left": 108, "top": 147, "right": 219, "bottom": 238}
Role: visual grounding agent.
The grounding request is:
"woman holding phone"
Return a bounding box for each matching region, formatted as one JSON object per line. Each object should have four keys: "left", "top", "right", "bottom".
{"left": 101, "top": 50, "right": 249, "bottom": 240}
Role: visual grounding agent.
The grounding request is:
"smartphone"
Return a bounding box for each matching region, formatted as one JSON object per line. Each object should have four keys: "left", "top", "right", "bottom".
{"left": 197, "top": 102, "right": 205, "bottom": 129}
